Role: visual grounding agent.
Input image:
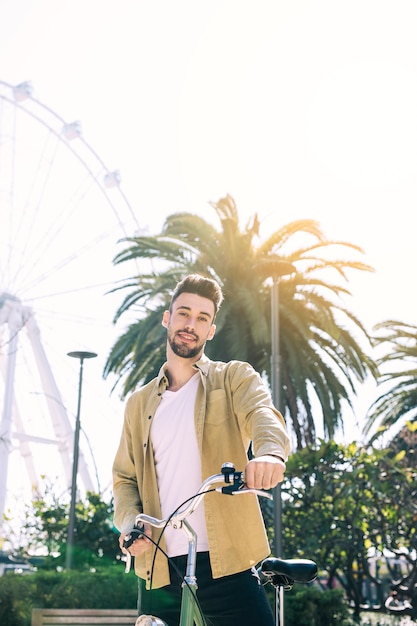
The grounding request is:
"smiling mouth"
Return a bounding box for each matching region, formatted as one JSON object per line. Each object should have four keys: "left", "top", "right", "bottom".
{"left": 176, "top": 331, "right": 197, "bottom": 342}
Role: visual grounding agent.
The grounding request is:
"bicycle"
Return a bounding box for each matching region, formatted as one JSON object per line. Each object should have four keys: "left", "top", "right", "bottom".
{"left": 122, "top": 462, "right": 317, "bottom": 626}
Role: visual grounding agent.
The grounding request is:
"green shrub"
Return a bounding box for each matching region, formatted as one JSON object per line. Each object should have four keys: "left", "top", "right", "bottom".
{"left": 0, "top": 566, "right": 138, "bottom": 626}
{"left": 278, "top": 585, "right": 356, "bottom": 626}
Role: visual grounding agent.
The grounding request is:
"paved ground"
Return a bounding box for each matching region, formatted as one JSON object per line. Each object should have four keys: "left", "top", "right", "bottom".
{"left": 362, "top": 614, "right": 415, "bottom": 626}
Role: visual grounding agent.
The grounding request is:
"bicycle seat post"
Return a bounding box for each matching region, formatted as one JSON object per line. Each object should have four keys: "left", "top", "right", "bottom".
{"left": 275, "top": 585, "right": 281, "bottom": 626}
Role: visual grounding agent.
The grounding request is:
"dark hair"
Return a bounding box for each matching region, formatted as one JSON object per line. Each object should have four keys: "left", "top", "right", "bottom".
{"left": 169, "top": 274, "right": 223, "bottom": 317}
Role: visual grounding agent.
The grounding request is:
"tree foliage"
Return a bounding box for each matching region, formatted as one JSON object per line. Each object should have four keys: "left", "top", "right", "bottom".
{"left": 279, "top": 440, "right": 417, "bottom": 620}
{"left": 365, "top": 320, "right": 417, "bottom": 442}
{"left": 4, "top": 483, "right": 118, "bottom": 571}
{"left": 104, "top": 195, "right": 376, "bottom": 447}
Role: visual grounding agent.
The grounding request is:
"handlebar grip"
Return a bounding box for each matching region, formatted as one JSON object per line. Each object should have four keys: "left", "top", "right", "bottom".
{"left": 124, "top": 551, "right": 132, "bottom": 574}
{"left": 123, "top": 525, "right": 145, "bottom": 549}
{"left": 122, "top": 524, "right": 145, "bottom": 573}
{"left": 217, "top": 485, "right": 273, "bottom": 500}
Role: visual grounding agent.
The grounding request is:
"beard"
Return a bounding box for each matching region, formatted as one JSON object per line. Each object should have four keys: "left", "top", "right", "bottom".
{"left": 168, "top": 330, "right": 205, "bottom": 359}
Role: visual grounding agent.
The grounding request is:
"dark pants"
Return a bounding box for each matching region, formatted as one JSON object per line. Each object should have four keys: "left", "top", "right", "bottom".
{"left": 138, "top": 552, "right": 275, "bottom": 626}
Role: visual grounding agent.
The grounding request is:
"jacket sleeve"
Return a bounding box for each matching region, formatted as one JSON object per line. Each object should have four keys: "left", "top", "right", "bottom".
{"left": 229, "top": 361, "right": 291, "bottom": 460}
{"left": 112, "top": 402, "right": 143, "bottom": 534}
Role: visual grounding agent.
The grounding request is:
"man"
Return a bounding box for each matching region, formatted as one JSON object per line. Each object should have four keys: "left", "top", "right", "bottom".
{"left": 112, "top": 274, "right": 290, "bottom": 625}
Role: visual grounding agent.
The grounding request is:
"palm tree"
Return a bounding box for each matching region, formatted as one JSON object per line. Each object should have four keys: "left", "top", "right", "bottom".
{"left": 365, "top": 320, "right": 417, "bottom": 443}
{"left": 104, "top": 195, "right": 377, "bottom": 448}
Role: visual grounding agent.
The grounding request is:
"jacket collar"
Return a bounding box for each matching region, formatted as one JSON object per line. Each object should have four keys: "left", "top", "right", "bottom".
{"left": 156, "top": 354, "right": 211, "bottom": 390}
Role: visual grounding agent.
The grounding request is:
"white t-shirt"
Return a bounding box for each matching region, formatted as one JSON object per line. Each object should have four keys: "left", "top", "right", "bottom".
{"left": 150, "top": 373, "right": 209, "bottom": 557}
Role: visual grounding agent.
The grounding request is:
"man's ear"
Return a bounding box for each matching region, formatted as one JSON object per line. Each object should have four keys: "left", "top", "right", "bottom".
{"left": 162, "top": 310, "right": 170, "bottom": 328}
{"left": 207, "top": 323, "right": 216, "bottom": 341}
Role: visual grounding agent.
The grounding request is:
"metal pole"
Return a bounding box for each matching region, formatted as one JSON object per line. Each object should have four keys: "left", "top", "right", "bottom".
{"left": 65, "top": 350, "right": 97, "bottom": 570}
{"left": 270, "top": 278, "right": 285, "bottom": 626}
{"left": 271, "top": 278, "right": 282, "bottom": 557}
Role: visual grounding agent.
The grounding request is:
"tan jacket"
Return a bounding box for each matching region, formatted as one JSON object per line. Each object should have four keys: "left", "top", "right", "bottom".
{"left": 112, "top": 355, "right": 290, "bottom": 589}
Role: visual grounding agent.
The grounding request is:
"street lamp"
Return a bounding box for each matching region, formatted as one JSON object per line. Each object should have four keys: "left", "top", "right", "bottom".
{"left": 269, "top": 260, "right": 296, "bottom": 626}
{"left": 65, "top": 350, "right": 97, "bottom": 570}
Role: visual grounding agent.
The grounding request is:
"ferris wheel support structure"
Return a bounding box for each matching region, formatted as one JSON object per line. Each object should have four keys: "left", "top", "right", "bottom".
{"left": 0, "top": 294, "right": 95, "bottom": 521}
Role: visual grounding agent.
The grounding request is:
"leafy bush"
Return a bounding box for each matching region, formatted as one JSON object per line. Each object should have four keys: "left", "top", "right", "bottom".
{"left": 282, "top": 585, "right": 356, "bottom": 626}
{"left": 0, "top": 566, "right": 138, "bottom": 626}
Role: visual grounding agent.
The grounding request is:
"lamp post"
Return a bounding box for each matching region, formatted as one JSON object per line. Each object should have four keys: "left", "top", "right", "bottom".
{"left": 65, "top": 350, "right": 97, "bottom": 570}
{"left": 269, "top": 260, "right": 296, "bottom": 626}
{"left": 271, "top": 276, "right": 283, "bottom": 557}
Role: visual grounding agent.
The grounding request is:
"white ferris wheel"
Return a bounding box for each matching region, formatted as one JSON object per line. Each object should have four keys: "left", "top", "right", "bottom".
{"left": 0, "top": 80, "right": 141, "bottom": 526}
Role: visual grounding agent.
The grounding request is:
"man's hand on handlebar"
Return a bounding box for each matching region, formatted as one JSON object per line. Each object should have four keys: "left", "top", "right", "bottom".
{"left": 119, "top": 522, "right": 153, "bottom": 557}
{"left": 245, "top": 455, "right": 286, "bottom": 490}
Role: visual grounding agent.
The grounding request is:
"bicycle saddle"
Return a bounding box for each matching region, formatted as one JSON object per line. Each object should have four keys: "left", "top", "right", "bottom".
{"left": 260, "top": 557, "right": 318, "bottom": 585}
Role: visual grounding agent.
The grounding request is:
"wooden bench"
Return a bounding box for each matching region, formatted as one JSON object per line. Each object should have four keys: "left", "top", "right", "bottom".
{"left": 31, "top": 608, "right": 138, "bottom": 626}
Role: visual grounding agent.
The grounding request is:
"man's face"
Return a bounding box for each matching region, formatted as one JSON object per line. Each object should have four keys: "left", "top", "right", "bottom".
{"left": 163, "top": 292, "right": 216, "bottom": 359}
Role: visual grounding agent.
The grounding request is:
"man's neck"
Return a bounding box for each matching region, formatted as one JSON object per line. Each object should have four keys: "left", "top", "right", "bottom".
{"left": 165, "top": 349, "right": 202, "bottom": 391}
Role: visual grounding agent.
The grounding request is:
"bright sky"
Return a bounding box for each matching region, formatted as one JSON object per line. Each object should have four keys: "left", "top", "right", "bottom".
{"left": 1, "top": 0, "right": 416, "bottom": 516}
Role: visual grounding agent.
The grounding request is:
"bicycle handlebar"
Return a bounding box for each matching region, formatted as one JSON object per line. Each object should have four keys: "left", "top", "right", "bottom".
{"left": 122, "top": 462, "right": 273, "bottom": 572}
{"left": 136, "top": 463, "right": 272, "bottom": 527}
